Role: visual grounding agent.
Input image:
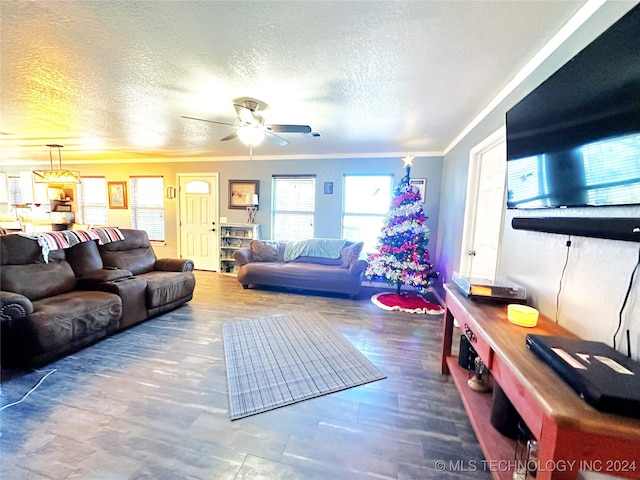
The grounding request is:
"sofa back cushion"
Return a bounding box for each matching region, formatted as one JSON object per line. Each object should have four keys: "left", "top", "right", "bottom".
{"left": 250, "top": 240, "right": 279, "bottom": 262}
{"left": 98, "top": 229, "right": 157, "bottom": 275}
{"left": 1, "top": 260, "right": 77, "bottom": 301}
{"left": 339, "top": 241, "right": 364, "bottom": 268}
{"left": 1, "top": 234, "right": 39, "bottom": 264}
{"left": 65, "top": 239, "right": 104, "bottom": 277}
{"left": 0, "top": 233, "right": 74, "bottom": 300}
{"left": 0, "top": 233, "right": 66, "bottom": 265}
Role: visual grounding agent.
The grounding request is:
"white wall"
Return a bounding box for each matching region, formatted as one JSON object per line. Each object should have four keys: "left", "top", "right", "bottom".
{"left": 436, "top": 1, "right": 640, "bottom": 358}
{"left": 500, "top": 208, "right": 640, "bottom": 356}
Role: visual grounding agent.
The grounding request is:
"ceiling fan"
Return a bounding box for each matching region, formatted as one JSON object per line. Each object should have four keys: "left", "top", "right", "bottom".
{"left": 181, "top": 99, "right": 312, "bottom": 148}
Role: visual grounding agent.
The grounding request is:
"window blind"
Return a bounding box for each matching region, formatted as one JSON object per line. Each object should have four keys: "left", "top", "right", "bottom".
{"left": 130, "top": 176, "right": 165, "bottom": 241}
{"left": 341, "top": 174, "right": 393, "bottom": 252}
{"left": 8, "top": 176, "right": 22, "bottom": 205}
{"left": 271, "top": 175, "right": 315, "bottom": 241}
{"left": 77, "top": 177, "right": 108, "bottom": 226}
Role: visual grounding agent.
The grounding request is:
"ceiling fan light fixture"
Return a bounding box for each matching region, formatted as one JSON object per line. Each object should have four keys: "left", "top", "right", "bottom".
{"left": 237, "top": 126, "right": 265, "bottom": 146}
{"left": 33, "top": 144, "right": 82, "bottom": 184}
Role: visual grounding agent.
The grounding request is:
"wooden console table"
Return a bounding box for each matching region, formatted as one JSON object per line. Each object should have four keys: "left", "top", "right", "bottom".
{"left": 440, "top": 284, "right": 640, "bottom": 480}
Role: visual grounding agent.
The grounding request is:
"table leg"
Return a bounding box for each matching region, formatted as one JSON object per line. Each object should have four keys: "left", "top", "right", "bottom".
{"left": 440, "top": 306, "right": 454, "bottom": 375}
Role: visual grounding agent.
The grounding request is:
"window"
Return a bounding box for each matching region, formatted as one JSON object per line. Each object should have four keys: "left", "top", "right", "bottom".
{"left": 77, "top": 177, "right": 108, "bottom": 226}
{"left": 582, "top": 133, "right": 640, "bottom": 205}
{"left": 271, "top": 175, "right": 315, "bottom": 241}
{"left": 130, "top": 176, "right": 165, "bottom": 242}
{"left": 8, "top": 176, "right": 22, "bottom": 205}
{"left": 342, "top": 174, "right": 394, "bottom": 253}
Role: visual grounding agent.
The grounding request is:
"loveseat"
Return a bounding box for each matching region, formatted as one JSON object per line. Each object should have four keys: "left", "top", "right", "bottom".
{"left": 233, "top": 238, "right": 367, "bottom": 297}
{"left": 0, "top": 228, "right": 195, "bottom": 366}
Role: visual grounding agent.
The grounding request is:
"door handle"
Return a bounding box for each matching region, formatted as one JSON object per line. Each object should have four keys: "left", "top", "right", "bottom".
{"left": 211, "top": 228, "right": 216, "bottom": 232}
{"left": 468, "top": 250, "right": 476, "bottom": 256}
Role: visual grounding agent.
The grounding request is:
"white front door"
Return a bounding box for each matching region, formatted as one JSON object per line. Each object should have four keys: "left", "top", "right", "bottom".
{"left": 178, "top": 174, "right": 219, "bottom": 271}
{"left": 460, "top": 128, "right": 507, "bottom": 280}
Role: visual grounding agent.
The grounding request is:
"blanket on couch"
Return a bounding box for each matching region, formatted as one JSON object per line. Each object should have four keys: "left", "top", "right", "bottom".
{"left": 19, "top": 228, "right": 125, "bottom": 263}
{"left": 284, "top": 238, "right": 349, "bottom": 262}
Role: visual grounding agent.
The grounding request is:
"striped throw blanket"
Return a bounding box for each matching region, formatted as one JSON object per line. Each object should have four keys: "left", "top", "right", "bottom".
{"left": 19, "top": 227, "right": 125, "bottom": 263}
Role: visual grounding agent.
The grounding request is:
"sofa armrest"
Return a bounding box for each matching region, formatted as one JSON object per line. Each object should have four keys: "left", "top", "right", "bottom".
{"left": 1, "top": 291, "right": 34, "bottom": 322}
{"left": 233, "top": 249, "right": 252, "bottom": 266}
{"left": 76, "top": 268, "right": 133, "bottom": 289}
{"left": 155, "top": 258, "right": 194, "bottom": 272}
{"left": 349, "top": 259, "right": 368, "bottom": 275}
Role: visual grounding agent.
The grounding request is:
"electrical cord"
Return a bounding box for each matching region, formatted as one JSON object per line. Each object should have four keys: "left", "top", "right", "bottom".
{"left": 0, "top": 369, "right": 57, "bottom": 411}
{"left": 555, "top": 237, "right": 572, "bottom": 324}
{"left": 613, "top": 245, "right": 640, "bottom": 351}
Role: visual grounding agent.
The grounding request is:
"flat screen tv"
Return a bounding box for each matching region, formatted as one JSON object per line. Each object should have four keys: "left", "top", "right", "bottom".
{"left": 506, "top": 4, "right": 640, "bottom": 210}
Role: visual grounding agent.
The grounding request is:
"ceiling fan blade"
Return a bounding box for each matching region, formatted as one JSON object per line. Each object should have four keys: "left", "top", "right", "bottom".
{"left": 233, "top": 104, "right": 256, "bottom": 125}
{"left": 220, "top": 131, "right": 238, "bottom": 141}
{"left": 266, "top": 124, "right": 312, "bottom": 134}
{"left": 266, "top": 132, "right": 289, "bottom": 146}
{"left": 253, "top": 112, "right": 265, "bottom": 125}
{"left": 181, "top": 115, "right": 234, "bottom": 127}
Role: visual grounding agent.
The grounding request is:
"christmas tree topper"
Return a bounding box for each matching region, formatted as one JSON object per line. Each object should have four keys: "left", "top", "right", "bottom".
{"left": 401, "top": 153, "right": 414, "bottom": 168}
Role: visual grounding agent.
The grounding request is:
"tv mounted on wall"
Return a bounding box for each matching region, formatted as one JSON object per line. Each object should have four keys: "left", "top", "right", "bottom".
{"left": 506, "top": 4, "right": 640, "bottom": 243}
{"left": 505, "top": 4, "right": 640, "bottom": 211}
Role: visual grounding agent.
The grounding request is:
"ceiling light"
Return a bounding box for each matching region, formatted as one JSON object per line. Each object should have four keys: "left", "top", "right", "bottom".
{"left": 237, "top": 126, "right": 265, "bottom": 146}
{"left": 33, "top": 144, "right": 81, "bottom": 184}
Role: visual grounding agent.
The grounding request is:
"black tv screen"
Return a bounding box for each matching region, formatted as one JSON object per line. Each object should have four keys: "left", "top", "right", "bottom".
{"left": 506, "top": 4, "right": 640, "bottom": 210}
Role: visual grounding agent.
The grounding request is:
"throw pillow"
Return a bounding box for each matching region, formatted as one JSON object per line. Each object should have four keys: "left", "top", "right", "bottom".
{"left": 250, "top": 240, "right": 279, "bottom": 262}
{"left": 339, "top": 242, "right": 364, "bottom": 269}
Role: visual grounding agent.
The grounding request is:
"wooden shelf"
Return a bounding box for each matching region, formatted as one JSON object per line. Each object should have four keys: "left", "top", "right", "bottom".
{"left": 441, "top": 285, "right": 640, "bottom": 480}
{"left": 446, "top": 356, "right": 516, "bottom": 480}
{"left": 219, "top": 224, "right": 261, "bottom": 273}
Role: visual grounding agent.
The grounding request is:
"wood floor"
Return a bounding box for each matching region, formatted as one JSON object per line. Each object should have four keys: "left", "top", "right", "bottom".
{"left": 1, "top": 271, "right": 491, "bottom": 479}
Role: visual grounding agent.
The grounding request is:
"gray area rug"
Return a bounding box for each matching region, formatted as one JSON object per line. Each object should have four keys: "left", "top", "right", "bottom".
{"left": 222, "top": 311, "right": 386, "bottom": 420}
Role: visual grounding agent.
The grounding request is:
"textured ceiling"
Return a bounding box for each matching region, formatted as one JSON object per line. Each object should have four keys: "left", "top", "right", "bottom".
{"left": 1, "top": 0, "right": 586, "bottom": 164}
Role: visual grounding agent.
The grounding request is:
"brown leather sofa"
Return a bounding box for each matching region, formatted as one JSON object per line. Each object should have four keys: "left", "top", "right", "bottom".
{"left": 0, "top": 229, "right": 195, "bottom": 366}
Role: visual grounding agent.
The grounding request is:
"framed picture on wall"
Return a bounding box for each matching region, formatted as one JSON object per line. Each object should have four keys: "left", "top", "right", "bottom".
{"left": 108, "top": 181, "right": 128, "bottom": 209}
{"left": 228, "top": 180, "right": 259, "bottom": 209}
{"left": 409, "top": 178, "right": 427, "bottom": 203}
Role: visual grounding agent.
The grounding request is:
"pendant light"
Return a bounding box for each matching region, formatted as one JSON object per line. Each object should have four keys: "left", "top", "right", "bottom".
{"left": 33, "top": 144, "right": 82, "bottom": 184}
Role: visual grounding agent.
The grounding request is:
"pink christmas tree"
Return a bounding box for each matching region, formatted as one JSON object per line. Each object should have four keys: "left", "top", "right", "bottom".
{"left": 365, "top": 156, "right": 438, "bottom": 295}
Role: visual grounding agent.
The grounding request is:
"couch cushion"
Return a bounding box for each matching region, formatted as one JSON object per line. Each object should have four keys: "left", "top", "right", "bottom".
{"left": 136, "top": 271, "right": 196, "bottom": 309}
{"left": 76, "top": 268, "right": 133, "bottom": 290}
{"left": 65, "top": 239, "right": 103, "bottom": 277}
{"left": 250, "top": 240, "right": 279, "bottom": 262}
{"left": 1, "top": 261, "right": 77, "bottom": 301}
{"left": 1, "top": 234, "right": 44, "bottom": 265}
{"left": 27, "top": 290, "right": 122, "bottom": 358}
{"left": 98, "top": 229, "right": 157, "bottom": 275}
{"left": 292, "top": 256, "right": 343, "bottom": 266}
{"left": 100, "top": 247, "right": 156, "bottom": 275}
{"left": 340, "top": 242, "right": 364, "bottom": 268}
{"left": 238, "top": 261, "right": 363, "bottom": 296}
